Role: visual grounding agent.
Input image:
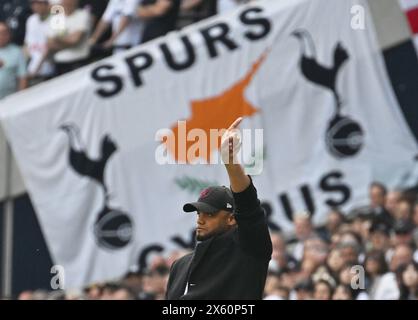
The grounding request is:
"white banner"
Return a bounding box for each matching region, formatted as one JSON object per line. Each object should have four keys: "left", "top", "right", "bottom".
{"left": 0, "top": 0, "right": 417, "bottom": 289}
{"left": 0, "top": 124, "right": 26, "bottom": 201}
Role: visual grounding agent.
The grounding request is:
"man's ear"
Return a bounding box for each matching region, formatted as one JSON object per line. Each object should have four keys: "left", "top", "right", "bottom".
{"left": 227, "top": 214, "right": 237, "bottom": 226}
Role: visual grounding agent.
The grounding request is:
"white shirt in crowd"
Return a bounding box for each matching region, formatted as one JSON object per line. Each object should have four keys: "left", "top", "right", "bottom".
{"left": 102, "top": 0, "right": 144, "bottom": 47}
{"left": 48, "top": 9, "right": 91, "bottom": 63}
{"left": 25, "top": 14, "right": 54, "bottom": 77}
{"left": 373, "top": 272, "right": 400, "bottom": 300}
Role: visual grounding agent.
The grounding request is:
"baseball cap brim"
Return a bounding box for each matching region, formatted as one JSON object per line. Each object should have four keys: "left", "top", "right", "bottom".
{"left": 183, "top": 202, "right": 219, "bottom": 213}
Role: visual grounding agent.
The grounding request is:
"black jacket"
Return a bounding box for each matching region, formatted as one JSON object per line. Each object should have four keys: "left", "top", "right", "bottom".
{"left": 166, "top": 180, "right": 272, "bottom": 300}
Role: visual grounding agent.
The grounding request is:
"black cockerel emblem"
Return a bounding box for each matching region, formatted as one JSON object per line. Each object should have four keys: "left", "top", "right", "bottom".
{"left": 60, "top": 124, "right": 133, "bottom": 250}
{"left": 292, "top": 29, "right": 364, "bottom": 158}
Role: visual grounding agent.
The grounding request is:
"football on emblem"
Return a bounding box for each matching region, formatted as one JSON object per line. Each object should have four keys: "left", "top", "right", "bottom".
{"left": 325, "top": 115, "right": 364, "bottom": 158}
{"left": 94, "top": 207, "right": 133, "bottom": 250}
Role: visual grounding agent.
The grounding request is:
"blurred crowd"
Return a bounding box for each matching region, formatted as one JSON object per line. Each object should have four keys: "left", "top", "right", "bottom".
{"left": 0, "top": 0, "right": 257, "bottom": 99}
{"left": 16, "top": 182, "right": 418, "bottom": 300}
{"left": 3, "top": 0, "right": 418, "bottom": 301}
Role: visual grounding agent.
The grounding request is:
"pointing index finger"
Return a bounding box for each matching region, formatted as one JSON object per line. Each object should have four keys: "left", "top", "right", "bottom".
{"left": 228, "top": 117, "right": 243, "bottom": 130}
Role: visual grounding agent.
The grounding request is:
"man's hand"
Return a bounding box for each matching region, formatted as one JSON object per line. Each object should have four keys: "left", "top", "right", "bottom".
{"left": 221, "top": 117, "right": 242, "bottom": 165}
{"left": 221, "top": 117, "right": 250, "bottom": 193}
{"left": 103, "top": 38, "right": 114, "bottom": 49}
{"left": 155, "top": 0, "right": 172, "bottom": 15}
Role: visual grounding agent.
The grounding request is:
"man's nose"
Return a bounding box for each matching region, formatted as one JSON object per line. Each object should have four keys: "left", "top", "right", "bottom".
{"left": 197, "top": 213, "right": 205, "bottom": 225}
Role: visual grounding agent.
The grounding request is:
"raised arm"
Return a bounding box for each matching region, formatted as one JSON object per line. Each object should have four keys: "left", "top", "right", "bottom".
{"left": 220, "top": 118, "right": 272, "bottom": 259}
{"left": 221, "top": 117, "right": 251, "bottom": 193}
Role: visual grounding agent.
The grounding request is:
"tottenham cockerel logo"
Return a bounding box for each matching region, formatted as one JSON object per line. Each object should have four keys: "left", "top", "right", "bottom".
{"left": 292, "top": 29, "right": 364, "bottom": 158}
{"left": 60, "top": 124, "right": 133, "bottom": 250}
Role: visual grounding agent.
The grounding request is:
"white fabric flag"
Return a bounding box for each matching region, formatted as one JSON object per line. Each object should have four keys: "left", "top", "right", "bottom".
{"left": 0, "top": 0, "right": 416, "bottom": 289}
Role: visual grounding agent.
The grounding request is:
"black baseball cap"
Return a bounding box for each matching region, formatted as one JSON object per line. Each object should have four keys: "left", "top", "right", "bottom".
{"left": 183, "top": 186, "right": 235, "bottom": 214}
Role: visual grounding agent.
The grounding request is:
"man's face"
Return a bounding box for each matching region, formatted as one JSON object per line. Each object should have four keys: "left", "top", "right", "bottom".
{"left": 326, "top": 211, "right": 342, "bottom": 233}
{"left": 385, "top": 191, "right": 400, "bottom": 213}
{"left": 395, "top": 201, "right": 412, "bottom": 220}
{"left": 390, "top": 245, "right": 413, "bottom": 271}
{"left": 0, "top": 24, "right": 11, "bottom": 48}
{"left": 313, "top": 282, "right": 331, "bottom": 300}
{"left": 402, "top": 264, "right": 418, "bottom": 287}
{"left": 195, "top": 210, "right": 235, "bottom": 241}
{"left": 371, "top": 232, "right": 389, "bottom": 250}
{"left": 393, "top": 233, "right": 413, "bottom": 247}
{"left": 294, "top": 217, "right": 312, "bottom": 240}
{"left": 369, "top": 185, "right": 385, "bottom": 208}
{"left": 30, "top": 1, "right": 50, "bottom": 16}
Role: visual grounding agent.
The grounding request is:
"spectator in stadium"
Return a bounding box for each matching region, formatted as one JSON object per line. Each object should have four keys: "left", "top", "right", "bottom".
{"left": 269, "top": 231, "right": 297, "bottom": 273}
{"left": 293, "top": 279, "right": 314, "bottom": 300}
{"left": 0, "top": 21, "right": 27, "bottom": 99}
{"left": 100, "top": 282, "right": 136, "bottom": 300}
{"left": 313, "top": 278, "right": 334, "bottom": 300}
{"left": 120, "top": 269, "right": 145, "bottom": 297}
{"left": 89, "top": 0, "right": 143, "bottom": 53}
{"left": 47, "top": 0, "right": 91, "bottom": 75}
{"left": 349, "top": 214, "right": 369, "bottom": 246}
{"left": 24, "top": 0, "right": 55, "bottom": 84}
{"left": 165, "top": 118, "right": 272, "bottom": 299}
{"left": 298, "top": 257, "right": 317, "bottom": 282}
{"left": 395, "top": 261, "right": 418, "bottom": 300}
{"left": 83, "top": 283, "right": 104, "bottom": 299}
{"left": 79, "top": 0, "right": 110, "bottom": 27}
{"left": 110, "top": 286, "right": 136, "bottom": 300}
{"left": 370, "top": 182, "right": 387, "bottom": 208}
{"left": 369, "top": 222, "right": 391, "bottom": 252}
{"left": 392, "top": 219, "right": 415, "bottom": 247}
{"left": 338, "top": 263, "right": 355, "bottom": 287}
{"left": 332, "top": 284, "right": 354, "bottom": 300}
{"left": 393, "top": 198, "right": 413, "bottom": 222}
{"left": 277, "top": 267, "right": 299, "bottom": 292}
{"left": 316, "top": 208, "right": 345, "bottom": 243}
{"left": 78, "top": 0, "right": 112, "bottom": 61}
{"left": 142, "top": 264, "right": 169, "bottom": 300}
{"left": 138, "top": 0, "right": 181, "bottom": 43}
{"left": 364, "top": 250, "right": 389, "bottom": 299}
{"left": 290, "top": 211, "right": 316, "bottom": 262}
{"left": 266, "top": 286, "right": 290, "bottom": 300}
{"left": 336, "top": 231, "right": 362, "bottom": 265}
{"left": 302, "top": 236, "right": 329, "bottom": 271}
{"left": 166, "top": 249, "right": 192, "bottom": 269}
{"left": 372, "top": 244, "right": 414, "bottom": 299}
{"left": 263, "top": 271, "right": 280, "bottom": 298}
{"left": 0, "top": 0, "right": 32, "bottom": 45}
{"left": 390, "top": 244, "right": 414, "bottom": 272}
{"left": 179, "top": 0, "right": 215, "bottom": 26}
{"left": 385, "top": 190, "right": 402, "bottom": 217}
{"left": 325, "top": 248, "right": 345, "bottom": 280}
{"left": 369, "top": 182, "right": 393, "bottom": 228}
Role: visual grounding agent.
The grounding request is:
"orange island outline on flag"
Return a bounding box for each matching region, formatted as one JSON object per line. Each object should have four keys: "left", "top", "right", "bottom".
{"left": 166, "top": 51, "right": 269, "bottom": 164}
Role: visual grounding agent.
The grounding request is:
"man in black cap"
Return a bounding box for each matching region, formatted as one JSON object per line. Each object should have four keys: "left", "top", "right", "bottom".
{"left": 393, "top": 220, "right": 415, "bottom": 247}
{"left": 165, "top": 117, "right": 272, "bottom": 300}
